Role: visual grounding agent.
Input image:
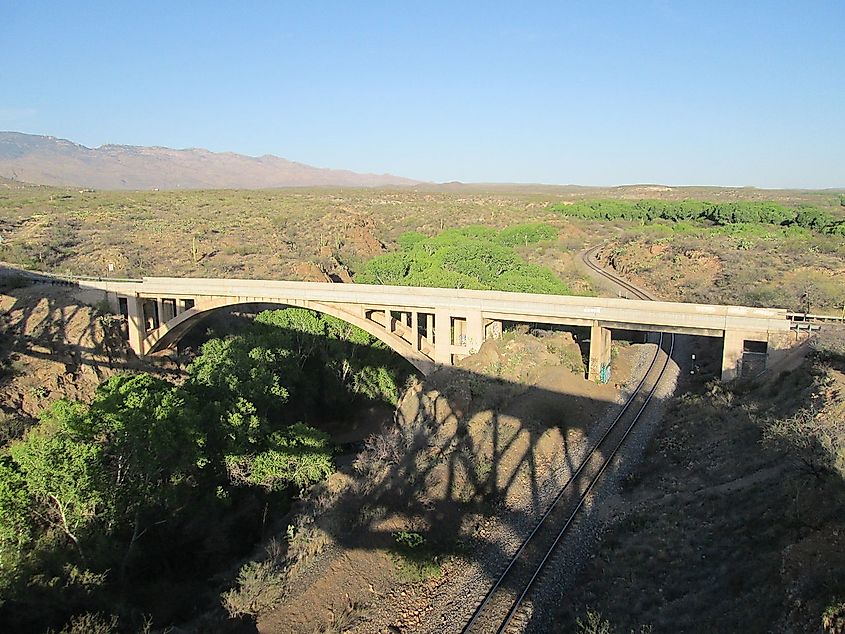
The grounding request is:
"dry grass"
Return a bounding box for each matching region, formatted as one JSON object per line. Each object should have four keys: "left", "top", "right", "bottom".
{"left": 2, "top": 185, "right": 842, "bottom": 310}
{"left": 555, "top": 349, "right": 845, "bottom": 632}
{"left": 597, "top": 230, "right": 845, "bottom": 311}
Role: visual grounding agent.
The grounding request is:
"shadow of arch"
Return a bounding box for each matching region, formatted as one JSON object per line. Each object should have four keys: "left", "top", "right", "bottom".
{"left": 142, "top": 298, "right": 436, "bottom": 374}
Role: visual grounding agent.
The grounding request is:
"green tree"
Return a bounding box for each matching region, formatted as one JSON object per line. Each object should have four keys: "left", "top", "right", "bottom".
{"left": 496, "top": 223, "right": 558, "bottom": 247}
{"left": 356, "top": 252, "right": 410, "bottom": 285}
{"left": 86, "top": 375, "right": 206, "bottom": 533}
{"left": 0, "top": 456, "right": 32, "bottom": 561}
{"left": 187, "top": 336, "right": 291, "bottom": 419}
{"left": 397, "top": 231, "right": 427, "bottom": 250}
{"left": 10, "top": 402, "right": 104, "bottom": 559}
{"left": 356, "top": 224, "right": 570, "bottom": 295}
{"left": 225, "top": 422, "right": 333, "bottom": 490}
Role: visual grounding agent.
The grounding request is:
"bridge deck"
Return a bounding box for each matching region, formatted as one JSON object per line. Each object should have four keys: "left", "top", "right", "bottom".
{"left": 84, "top": 276, "right": 791, "bottom": 336}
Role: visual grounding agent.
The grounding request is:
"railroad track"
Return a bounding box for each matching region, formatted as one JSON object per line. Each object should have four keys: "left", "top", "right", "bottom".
{"left": 579, "top": 245, "right": 657, "bottom": 301}
{"left": 461, "top": 247, "right": 674, "bottom": 633}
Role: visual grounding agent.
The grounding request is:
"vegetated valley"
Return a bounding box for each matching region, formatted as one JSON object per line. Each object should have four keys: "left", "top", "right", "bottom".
{"left": 0, "top": 180, "right": 844, "bottom": 633}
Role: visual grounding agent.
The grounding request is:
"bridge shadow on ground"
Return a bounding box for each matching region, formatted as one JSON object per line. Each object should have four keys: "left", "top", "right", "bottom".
{"left": 233, "top": 337, "right": 676, "bottom": 634}
{"left": 0, "top": 278, "right": 155, "bottom": 425}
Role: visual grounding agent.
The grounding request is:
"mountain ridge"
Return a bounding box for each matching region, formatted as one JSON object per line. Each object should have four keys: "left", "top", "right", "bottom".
{"left": 0, "top": 131, "right": 421, "bottom": 190}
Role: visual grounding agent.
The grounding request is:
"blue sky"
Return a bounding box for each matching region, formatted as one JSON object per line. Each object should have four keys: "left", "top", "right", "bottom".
{"left": 2, "top": 1, "right": 843, "bottom": 188}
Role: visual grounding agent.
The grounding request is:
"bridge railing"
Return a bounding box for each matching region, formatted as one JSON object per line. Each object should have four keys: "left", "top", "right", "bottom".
{"left": 787, "top": 311, "right": 845, "bottom": 325}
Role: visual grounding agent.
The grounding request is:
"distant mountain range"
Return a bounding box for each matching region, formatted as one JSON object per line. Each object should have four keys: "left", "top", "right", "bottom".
{"left": 0, "top": 132, "right": 420, "bottom": 190}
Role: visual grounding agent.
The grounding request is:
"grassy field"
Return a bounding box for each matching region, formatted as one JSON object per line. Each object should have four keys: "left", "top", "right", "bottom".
{"left": 0, "top": 182, "right": 842, "bottom": 310}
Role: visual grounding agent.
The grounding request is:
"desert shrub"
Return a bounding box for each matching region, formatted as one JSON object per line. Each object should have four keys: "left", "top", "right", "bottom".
{"left": 393, "top": 530, "right": 425, "bottom": 550}
{"left": 577, "top": 610, "right": 613, "bottom": 634}
{"left": 221, "top": 559, "right": 286, "bottom": 618}
{"left": 764, "top": 400, "right": 845, "bottom": 479}
{"left": 51, "top": 612, "right": 119, "bottom": 634}
{"left": 0, "top": 243, "right": 38, "bottom": 268}
{"left": 390, "top": 530, "right": 441, "bottom": 582}
{"left": 315, "top": 597, "right": 365, "bottom": 633}
{"left": 823, "top": 600, "right": 845, "bottom": 634}
{"left": 285, "top": 524, "right": 331, "bottom": 573}
{"left": 0, "top": 411, "right": 30, "bottom": 446}
{"left": 352, "top": 425, "right": 408, "bottom": 479}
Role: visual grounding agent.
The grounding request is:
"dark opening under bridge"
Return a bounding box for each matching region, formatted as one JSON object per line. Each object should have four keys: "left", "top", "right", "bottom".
{"left": 75, "top": 276, "right": 798, "bottom": 382}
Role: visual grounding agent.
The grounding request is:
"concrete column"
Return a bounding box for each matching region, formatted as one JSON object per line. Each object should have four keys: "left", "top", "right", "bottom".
{"left": 159, "top": 299, "right": 174, "bottom": 323}
{"left": 722, "top": 330, "right": 777, "bottom": 381}
{"left": 452, "top": 317, "right": 466, "bottom": 346}
{"left": 105, "top": 291, "right": 120, "bottom": 313}
{"left": 485, "top": 319, "right": 503, "bottom": 340}
{"left": 156, "top": 298, "right": 166, "bottom": 327}
{"left": 721, "top": 329, "right": 744, "bottom": 381}
{"left": 588, "top": 321, "right": 612, "bottom": 382}
{"left": 433, "top": 308, "right": 452, "bottom": 365}
{"left": 411, "top": 311, "right": 419, "bottom": 350}
{"left": 465, "top": 310, "right": 484, "bottom": 354}
{"left": 126, "top": 295, "right": 146, "bottom": 355}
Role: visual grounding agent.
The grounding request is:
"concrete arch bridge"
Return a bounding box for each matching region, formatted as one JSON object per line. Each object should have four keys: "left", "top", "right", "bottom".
{"left": 78, "top": 277, "right": 797, "bottom": 381}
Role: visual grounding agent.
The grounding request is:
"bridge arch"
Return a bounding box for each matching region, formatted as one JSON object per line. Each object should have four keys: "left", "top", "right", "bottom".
{"left": 142, "top": 298, "right": 436, "bottom": 374}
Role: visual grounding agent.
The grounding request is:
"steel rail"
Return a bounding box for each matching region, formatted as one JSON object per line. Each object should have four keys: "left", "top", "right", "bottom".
{"left": 496, "top": 333, "right": 673, "bottom": 633}
{"left": 461, "top": 246, "right": 673, "bottom": 633}
{"left": 461, "top": 334, "right": 663, "bottom": 631}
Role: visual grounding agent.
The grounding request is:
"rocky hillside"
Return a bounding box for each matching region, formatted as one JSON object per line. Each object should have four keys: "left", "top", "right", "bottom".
{"left": 0, "top": 132, "right": 420, "bottom": 190}
{"left": 550, "top": 329, "right": 845, "bottom": 633}
{"left": 0, "top": 281, "right": 178, "bottom": 439}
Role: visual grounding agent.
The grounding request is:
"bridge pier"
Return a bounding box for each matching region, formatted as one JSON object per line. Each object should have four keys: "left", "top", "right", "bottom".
{"left": 126, "top": 295, "right": 146, "bottom": 355}
{"left": 485, "top": 319, "right": 503, "bottom": 339}
{"left": 433, "top": 308, "right": 451, "bottom": 364}
{"left": 588, "top": 321, "right": 612, "bottom": 383}
{"left": 465, "top": 312, "right": 484, "bottom": 354}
